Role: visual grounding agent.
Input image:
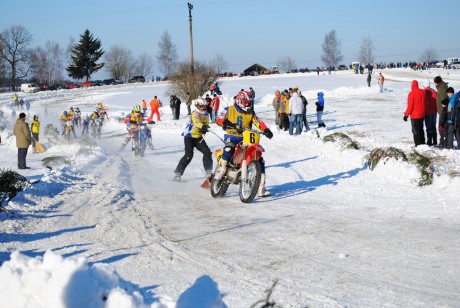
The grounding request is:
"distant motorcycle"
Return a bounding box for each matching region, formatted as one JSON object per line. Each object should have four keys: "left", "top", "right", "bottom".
{"left": 210, "top": 127, "right": 266, "bottom": 203}
{"left": 132, "top": 123, "right": 153, "bottom": 157}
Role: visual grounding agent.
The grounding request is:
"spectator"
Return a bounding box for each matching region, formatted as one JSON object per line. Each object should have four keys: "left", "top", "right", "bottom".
{"left": 185, "top": 92, "right": 192, "bottom": 115}
{"left": 289, "top": 86, "right": 303, "bottom": 135}
{"left": 423, "top": 80, "right": 438, "bottom": 146}
{"left": 378, "top": 73, "right": 385, "bottom": 93}
{"left": 299, "top": 91, "right": 310, "bottom": 132}
{"left": 315, "top": 92, "right": 326, "bottom": 128}
{"left": 439, "top": 87, "right": 460, "bottom": 149}
{"left": 367, "top": 73, "right": 372, "bottom": 87}
{"left": 142, "top": 100, "right": 147, "bottom": 116}
{"left": 149, "top": 96, "right": 161, "bottom": 122}
{"left": 272, "top": 90, "right": 281, "bottom": 125}
{"left": 249, "top": 87, "right": 255, "bottom": 109}
{"left": 434, "top": 76, "right": 449, "bottom": 146}
{"left": 210, "top": 94, "right": 220, "bottom": 123}
{"left": 30, "top": 115, "right": 40, "bottom": 153}
{"left": 278, "top": 91, "right": 289, "bottom": 131}
{"left": 13, "top": 112, "right": 32, "bottom": 169}
{"left": 403, "top": 80, "right": 426, "bottom": 146}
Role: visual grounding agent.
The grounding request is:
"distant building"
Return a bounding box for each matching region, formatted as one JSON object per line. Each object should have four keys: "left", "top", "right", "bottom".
{"left": 242, "top": 64, "right": 268, "bottom": 76}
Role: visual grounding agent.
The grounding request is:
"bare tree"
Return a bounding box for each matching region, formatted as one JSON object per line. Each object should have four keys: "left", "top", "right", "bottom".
{"left": 156, "top": 31, "right": 178, "bottom": 78}
{"left": 420, "top": 47, "right": 439, "bottom": 63}
{"left": 31, "top": 41, "right": 63, "bottom": 83}
{"left": 0, "top": 25, "right": 33, "bottom": 90}
{"left": 277, "top": 56, "right": 297, "bottom": 73}
{"left": 321, "top": 30, "right": 343, "bottom": 69}
{"left": 133, "top": 52, "right": 154, "bottom": 79}
{"left": 169, "top": 60, "right": 217, "bottom": 101}
{"left": 30, "top": 47, "right": 47, "bottom": 83}
{"left": 47, "top": 41, "right": 63, "bottom": 83}
{"left": 359, "top": 36, "right": 374, "bottom": 66}
{"left": 104, "top": 45, "right": 134, "bottom": 81}
{"left": 211, "top": 53, "right": 228, "bottom": 74}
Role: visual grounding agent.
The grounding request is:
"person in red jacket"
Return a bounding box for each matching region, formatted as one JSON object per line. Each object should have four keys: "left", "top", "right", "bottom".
{"left": 210, "top": 94, "right": 220, "bottom": 123}
{"left": 422, "top": 79, "right": 438, "bottom": 146}
{"left": 404, "top": 80, "right": 426, "bottom": 146}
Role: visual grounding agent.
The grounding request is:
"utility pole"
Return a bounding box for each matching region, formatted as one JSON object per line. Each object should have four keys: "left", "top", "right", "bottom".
{"left": 188, "top": 2, "right": 194, "bottom": 74}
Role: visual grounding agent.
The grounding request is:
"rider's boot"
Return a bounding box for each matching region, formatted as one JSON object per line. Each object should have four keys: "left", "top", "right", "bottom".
{"left": 213, "top": 160, "right": 228, "bottom": 181}
{"left": 173, "top": 173, "right": 181, "bottom": 182}
{"left": 258, "top": 173, "right": 271, "bottom": 197}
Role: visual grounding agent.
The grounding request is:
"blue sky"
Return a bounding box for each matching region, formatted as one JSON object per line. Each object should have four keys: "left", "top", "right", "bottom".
{"left": 1, "top": 0, "right": 459, "bottom": 79}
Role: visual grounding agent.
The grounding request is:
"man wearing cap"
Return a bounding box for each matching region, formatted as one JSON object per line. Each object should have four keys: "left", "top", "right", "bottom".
{"left": 289, "top": 86, "right": 303, "bottom": 135}
{"left": 13, "top": 112, "right": 32, "bottom": 169}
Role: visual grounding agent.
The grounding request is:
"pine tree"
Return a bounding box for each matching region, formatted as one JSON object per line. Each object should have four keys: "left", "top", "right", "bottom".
{"left": 66, "top": 29, "right": 104, "bottom": 81}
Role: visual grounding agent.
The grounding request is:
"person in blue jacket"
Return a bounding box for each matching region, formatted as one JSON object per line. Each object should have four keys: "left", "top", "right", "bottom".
{"left": 315, "top": 92, "right": 326, "bottom": 128}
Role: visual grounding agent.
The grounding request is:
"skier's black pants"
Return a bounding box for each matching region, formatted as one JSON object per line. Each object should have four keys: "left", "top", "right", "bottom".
{"left": 411, "top": 118, "right": 425, "bottom": 146}
{"left": 175, "top": 137, "right": 212, "bottom": 175}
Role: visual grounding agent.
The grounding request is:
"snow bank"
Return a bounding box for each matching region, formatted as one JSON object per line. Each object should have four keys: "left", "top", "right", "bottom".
{"left": 0, "top": 250, "right": 151, "bottom": 308}
{"left": 0, "top": 250, "right": 228, "bottom": 308}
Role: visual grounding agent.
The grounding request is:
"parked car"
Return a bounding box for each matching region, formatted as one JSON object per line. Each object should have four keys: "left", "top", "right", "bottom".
{"left": 338, "top": 64, "right": 348, "bottom": 70}
{"left": 128, "top": 76, "right": 145, "bottom": 83}
{"left": 63, "top": 82, "right": 80, "bottom": 89}
{"left": 448, "top": 61, "right": 460, "bottom": 69}
{"left": 20, "top": 83, "right": 40, "bottom": 93}
{"left": 92, "top": 80, "right": 103, "bottom": 86}
{"left": 39, "top": 84, "right": 51, "bottom": 91}
{"left": 80, "top": 81, "right": 94, "bottom": 87}
{"left": 103, "top": 78, "right": 124, "bottom": 85}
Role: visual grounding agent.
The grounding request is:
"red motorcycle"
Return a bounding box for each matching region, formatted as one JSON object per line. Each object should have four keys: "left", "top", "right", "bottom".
{"left": 210, "top": 128, "right": 266, "bottom": 203}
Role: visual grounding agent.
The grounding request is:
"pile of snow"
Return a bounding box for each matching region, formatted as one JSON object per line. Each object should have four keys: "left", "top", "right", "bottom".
{"left": 0, "top": 250, "right": 227, "bottom": 308}
{"left": 0, "top": 250, "right": 152, "bottom": 308}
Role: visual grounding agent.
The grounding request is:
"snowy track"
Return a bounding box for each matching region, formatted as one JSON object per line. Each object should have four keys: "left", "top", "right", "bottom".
{"left": 1, "top": 70, "right": 460, "bottom": 306}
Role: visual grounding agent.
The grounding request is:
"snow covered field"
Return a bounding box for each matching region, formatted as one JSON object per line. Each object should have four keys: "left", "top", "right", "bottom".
{"left": 1, "top": 68, "right": 460, "bottom": 307}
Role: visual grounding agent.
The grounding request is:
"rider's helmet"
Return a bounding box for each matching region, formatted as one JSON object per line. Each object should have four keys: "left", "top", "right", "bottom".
{"left": 235, "top": 91, "right": 252, "bottom": 112}
{"left": 63, "top": 111, "right": 68, "bottom": 116}
{"left": 70, "top": 107, "right": 74, "bottom": 111}
{"left": 76, "top": 107, "right": 80, "bottom": 111}
{"left": 133, "top": 105, "right": 142, "bottom": 113}
{"left": 194, "top": 98, "right": 208, "bottom": 110}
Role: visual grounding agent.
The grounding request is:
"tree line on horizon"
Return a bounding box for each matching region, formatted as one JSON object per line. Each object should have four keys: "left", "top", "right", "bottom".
{"left": 0, "top": 25, "right": 440, "bottom": 91}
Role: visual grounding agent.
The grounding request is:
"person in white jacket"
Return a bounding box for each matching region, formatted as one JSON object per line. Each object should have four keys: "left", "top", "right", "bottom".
{"left": 289, "top": 86, "right": 303, "bottom": 135}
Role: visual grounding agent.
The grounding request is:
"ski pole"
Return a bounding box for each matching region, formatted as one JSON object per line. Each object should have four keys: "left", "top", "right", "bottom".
{"left": 208, "top": 128, "right": 225, "bottom": 144}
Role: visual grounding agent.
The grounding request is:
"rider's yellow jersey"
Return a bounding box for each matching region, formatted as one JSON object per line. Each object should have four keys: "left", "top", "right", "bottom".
{"left": 218, "top": 105, "right": 267, "bottom": 138}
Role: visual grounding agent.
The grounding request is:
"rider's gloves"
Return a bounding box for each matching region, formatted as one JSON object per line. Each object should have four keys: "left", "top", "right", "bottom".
{"left": 200, "top": 125, "right": 209, "bottom": 134}
{"left": 223, "top": 119, "right": 234, "bottom": 128}
{"left": 263, "top": 128, "right": 273, "bottom": 139}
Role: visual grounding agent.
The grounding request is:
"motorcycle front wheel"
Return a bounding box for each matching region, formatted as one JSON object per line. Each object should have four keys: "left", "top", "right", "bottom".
{"left": 239, "top": 160, "right": 262, "bottom": 203}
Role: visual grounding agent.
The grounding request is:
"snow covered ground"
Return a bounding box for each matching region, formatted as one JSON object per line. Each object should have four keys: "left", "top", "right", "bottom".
{"left": 1, "top": 68, "right": 460, "bottom": 307}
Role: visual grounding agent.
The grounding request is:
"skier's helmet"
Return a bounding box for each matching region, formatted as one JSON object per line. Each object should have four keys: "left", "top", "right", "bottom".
{"left": 235, "top": 91, "right": 251, "bottom": 112}
{"left": 133, "top": 105, "right": 142, "bottom": 113}
{"left": 194, "top": 98, "right": 208, "bottom": 110}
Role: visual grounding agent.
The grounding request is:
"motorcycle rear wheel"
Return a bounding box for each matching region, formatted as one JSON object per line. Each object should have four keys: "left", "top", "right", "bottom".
{"left": 210, "top": 165, "right": 229, "bottom": 198}
{"left": 239, "top": 160, "right": 262, "bottom": 203}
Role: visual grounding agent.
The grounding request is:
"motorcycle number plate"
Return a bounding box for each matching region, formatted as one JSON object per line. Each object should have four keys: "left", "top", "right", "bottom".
{"left": 242, "top": 130, "right": 259, "bottom": 145}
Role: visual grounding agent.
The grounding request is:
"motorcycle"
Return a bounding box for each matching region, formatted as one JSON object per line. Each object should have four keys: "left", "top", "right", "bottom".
{"left": 63, "top": 120, "right": 73, "bottom": 140}
{"left": 132, "top": 123, "right": 153, "bottom": 157}
{"left": 91, "top": 119, "right": 102, "bottom": 139}
{"left": 210, "top": 127, "right": 265, "bottom": 203}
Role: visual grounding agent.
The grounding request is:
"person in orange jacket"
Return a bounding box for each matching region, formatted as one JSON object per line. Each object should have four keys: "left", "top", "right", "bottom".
{"left": 142, "top": 100, "right": 147, "bottom": 116}
{"left": 148, "top": 96, "right": 161, "bottom": 122}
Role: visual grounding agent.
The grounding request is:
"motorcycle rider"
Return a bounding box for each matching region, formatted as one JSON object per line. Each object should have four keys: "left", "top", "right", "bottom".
{"left": 60, "top": 111, "right": 76, "bottom": 137}
{"left": 173, "top": 98, "right": 213, "bottom": 182}
{"left": 215, "top": 91, "right": 273, "bottom": 197}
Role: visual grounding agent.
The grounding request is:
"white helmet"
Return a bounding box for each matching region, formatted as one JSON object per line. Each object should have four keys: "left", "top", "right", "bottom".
{"left": 194, "top": 98, "right": 208, "bottom": 109}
